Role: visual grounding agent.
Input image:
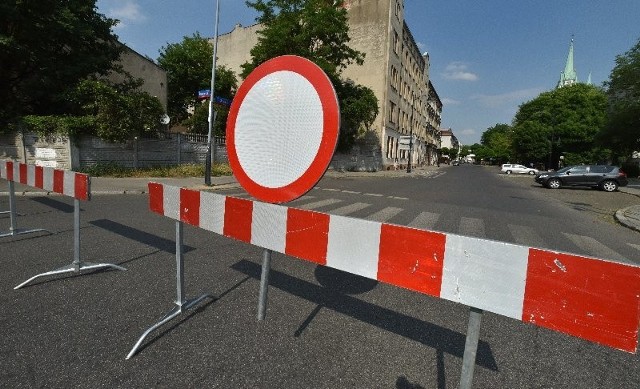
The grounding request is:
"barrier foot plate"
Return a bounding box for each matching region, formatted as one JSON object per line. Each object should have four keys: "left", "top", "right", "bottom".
{"left": 0, "top": 228, "right": 49, "bottom": 238}
{"left": 126, "top": 293, "right": 210, "bottom": 360}
{"left": 14, "top": 261, "right": 127, "bottom": 289}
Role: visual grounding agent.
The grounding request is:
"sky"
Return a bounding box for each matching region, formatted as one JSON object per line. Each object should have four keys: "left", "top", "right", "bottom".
{"left": 96, "top": 0, "right": 640, "bottom": 145}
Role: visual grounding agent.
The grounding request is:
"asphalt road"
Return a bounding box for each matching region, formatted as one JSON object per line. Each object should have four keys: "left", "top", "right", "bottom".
{"left": 277, "top": 164, "right": 640, "bottom": 264}
{"left": 0, "top": 168, "right": 638, "bottom": 388}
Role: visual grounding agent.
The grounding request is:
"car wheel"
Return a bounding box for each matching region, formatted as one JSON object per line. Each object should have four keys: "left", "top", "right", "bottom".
{"left": 600, "top": 180, "right": 618, "bottom": 192}
{"left": 547, "top": 178, "right": 561, "bottom": 189}
{"left": 528, "top": 171, "right": 536, "bottom": 175}
{"left": 506, "top": 170, "right": 512, "bottom": 174}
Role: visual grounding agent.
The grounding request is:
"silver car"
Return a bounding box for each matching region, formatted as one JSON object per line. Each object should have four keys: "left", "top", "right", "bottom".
{"left": 501, "top": 164, "right": 539, "bottom": 175}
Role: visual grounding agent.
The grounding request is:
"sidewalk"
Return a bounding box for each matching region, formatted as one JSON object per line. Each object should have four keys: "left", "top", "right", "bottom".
{"left": 616, "top": 182, "right": 640, "bottom": 232}
{"left": 2, "top": 166, "right": 639, "bottom": 232}
{"left": 0, "top": 165, "right": 439, "bottom": 195}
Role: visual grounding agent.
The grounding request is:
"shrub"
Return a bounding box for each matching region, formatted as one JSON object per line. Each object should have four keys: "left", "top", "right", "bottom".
{"left": 621, "top": 161, "right": 639, "bottom": 178}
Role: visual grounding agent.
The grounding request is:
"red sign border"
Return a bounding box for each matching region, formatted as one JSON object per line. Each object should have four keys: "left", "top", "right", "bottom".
{"left": 226, "top": 55, "right": 340, "bottom": 204}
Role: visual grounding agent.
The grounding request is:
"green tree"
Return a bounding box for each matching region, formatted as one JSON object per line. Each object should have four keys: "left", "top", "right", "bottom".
{"left": 459, "top": 145, "right": 472, "bottom": 158}
{"left": 512, "top": 84, "right": 608, "bottom": 168}
{"left": 603, "top": 37, "right": 640, "bottom": 157}
{"left": 70, "top": 80, "right": 165, "bottom": 142}
{"left": 157, "top": 33, "right": 237, "bottom": 129}
{"left": 480, "top": 123, "right": 513, "bottom": 163}
{"left": 241, "top": 0, "right": 364, "bottom": 79}
{"left": 182, "top": 100, "right": 231, "bottom": 135}
{"left": 0, "top": 0, "right": 121, "bottom": 127}
{"left": 336, "top": 81, "right": 379, "bottom": 151}
{"left": 242, "top": 0, "right": 377, "bottom": 150}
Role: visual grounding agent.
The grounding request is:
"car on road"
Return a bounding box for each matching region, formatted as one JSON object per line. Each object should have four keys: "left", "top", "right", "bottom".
{"left": 452, "top": 160, "right": 460, "bottom": 166}
{"left": 534, "top": 165, "right": 628, "bottom": 192}
{"left": 501, "top": 164, "right": 539, "bottom": 175}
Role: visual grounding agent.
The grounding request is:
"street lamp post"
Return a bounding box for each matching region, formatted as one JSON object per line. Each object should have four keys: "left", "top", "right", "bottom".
{"left": 205, "top": 0, "right": 220, "bottom": 186}
{"left": 548, "top": 133, "right": 554, "bottom": 171}
{"left": 407, "top": 128, "right": 413, "bottom": 173}
{"left": 407, "top": 94, "right": 419, "bottom": 173}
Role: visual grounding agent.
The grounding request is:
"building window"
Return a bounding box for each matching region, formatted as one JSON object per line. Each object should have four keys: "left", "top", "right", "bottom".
{"left": 390, "top": 66, "right": 399, "bottom": 91}
{"left": 393, "top": 30, "right": 400, "bottom": 56}
{"left": 388, "top": 101, "right": 396, "bottom": 123}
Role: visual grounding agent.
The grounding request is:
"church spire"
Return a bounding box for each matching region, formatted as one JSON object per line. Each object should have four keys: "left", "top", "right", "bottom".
{"left": 557, "top": 38, "right": 578, "bottom": 88}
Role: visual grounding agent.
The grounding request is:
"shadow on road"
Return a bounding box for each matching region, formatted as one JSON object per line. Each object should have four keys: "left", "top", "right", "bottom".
{"left": 231, "top": 259, "right": 498, "bottom": 372}
{"left": 90, "top": 219, "right": 195, "bottom": 253}
{"left": 30, "top": 196, "right": 74, "bottom": 213}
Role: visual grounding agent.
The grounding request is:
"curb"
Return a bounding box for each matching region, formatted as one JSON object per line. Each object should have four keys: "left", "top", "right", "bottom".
{"left": 615, "top": 206, "right": 640, "bottom": 233}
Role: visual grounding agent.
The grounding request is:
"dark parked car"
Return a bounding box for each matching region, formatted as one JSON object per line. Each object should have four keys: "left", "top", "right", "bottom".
{"left": 535, "top": 165, "right": 628, "bottom": 192}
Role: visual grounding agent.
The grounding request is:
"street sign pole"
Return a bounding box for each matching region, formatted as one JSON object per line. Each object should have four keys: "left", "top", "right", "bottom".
{"left": 205, "top": 0, "right": 220, "bottom": 186}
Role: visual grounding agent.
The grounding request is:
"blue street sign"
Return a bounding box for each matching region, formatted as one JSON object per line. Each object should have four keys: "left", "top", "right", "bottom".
{"left": 214, "top": 96, "right": 231, "bottom": 106}
{"left": 198, "top": 89, "right": 211, "bottom": 99}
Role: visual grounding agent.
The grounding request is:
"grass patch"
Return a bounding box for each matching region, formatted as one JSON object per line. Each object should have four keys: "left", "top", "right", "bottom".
{"left": 80, "top": 162, "right": 233, "bottom": 178}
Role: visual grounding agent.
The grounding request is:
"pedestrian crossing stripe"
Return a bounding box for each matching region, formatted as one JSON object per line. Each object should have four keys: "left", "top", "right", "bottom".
{"left": 215, "top": 193, "right": 635, "bottom": 263}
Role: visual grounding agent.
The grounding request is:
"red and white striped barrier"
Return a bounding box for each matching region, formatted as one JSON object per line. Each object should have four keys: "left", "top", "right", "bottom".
{"left": 0, "top": 160, "right": 90, "bottom": 200}
{"left": 1, "top": 160, "right": 125, "bottom": 288}
{"left": 149, "top": 182, "right": 640, "bottom": 353}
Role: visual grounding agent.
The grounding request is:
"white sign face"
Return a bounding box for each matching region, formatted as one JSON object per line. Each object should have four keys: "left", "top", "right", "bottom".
{"left": 35, "top": 160, "right": 57, "bottom": 168}
{"left": 227, "top": 55, "right": 340, "bottom": 204}
{"left": 234, "top": 71, "right": 323, "bottom": 189}
{"left": 35, "top": 148, "right": 57, "bottom": 159}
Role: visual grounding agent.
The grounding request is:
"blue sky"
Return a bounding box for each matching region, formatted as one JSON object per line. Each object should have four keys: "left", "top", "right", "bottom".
{"left": 96, "top": 0, "right": 640, "bottom": 145}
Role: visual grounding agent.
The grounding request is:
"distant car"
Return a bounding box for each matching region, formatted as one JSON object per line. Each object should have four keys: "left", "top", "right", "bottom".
{"left": 501, "top": 164, "right": 539, "bottom": 175}
{"left": 452, "top": 160, "right": 460, "bottom": 166}
{"left": 534, "top": 165, "right": 628, "bottom": 192}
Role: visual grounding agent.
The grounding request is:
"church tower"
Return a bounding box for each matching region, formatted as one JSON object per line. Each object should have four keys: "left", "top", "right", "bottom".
{"left": 557, "top": 38, "right": 578, "bottom": 88}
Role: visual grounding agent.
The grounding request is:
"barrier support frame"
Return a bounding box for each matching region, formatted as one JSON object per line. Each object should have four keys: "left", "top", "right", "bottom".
{"left": 126, "top": 220, "right": 210, "bottom": 360}
{"left": 257, "top": 249, "right": 272, "bottom": 320}
{"left": 1, "top": 180, "right": 48, "bottom": 238}
{"left": 14, "top": 198, "right": 126, "bottom": 289}
{"left": 459, "top": 306, "right": 484, "bottom": 389}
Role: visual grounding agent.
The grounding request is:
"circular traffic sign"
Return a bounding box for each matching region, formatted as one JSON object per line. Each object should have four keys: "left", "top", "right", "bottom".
{"left": 226, "top": 55, "right": 340, "bottom": 203}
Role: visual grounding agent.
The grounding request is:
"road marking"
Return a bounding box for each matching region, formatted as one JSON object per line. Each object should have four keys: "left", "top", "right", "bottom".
{"left": 626, "top": 243, "right": 640, "bottom": 251}
{"left": 508, "top": 224, "right": 545, "bottom": 247}
{"left": 342, "top": 190, "right": 361, "bottom": 194}
{"left": 459, "top": 217, "right": 485, "bottom": 238}
{"left": 224, "top": 192, "right": 250, "bottom": 198}
{"left": 329, "top": 202, "right": 371, "bottom": 216}
{"left": 363, "top": 193, "right": 384, "bottom": 197}
{"left": 563, "top": 233, "right": 626, "bottom": 261}
{"left": 387, "top": 196, "right": 409, "bottom": 200}
{"left": 364, "top": 207, "right": 403, "bottom": 222}
{"left": 321, "top": 188, "right": 341, "bottom": 192}
{"left": 288, "top": 195, "right": 316, "bottom": 204}
{"left": 407, "top": 211, "right": 439, "bottom": 230}
{"left": 298, "top": 198, "right": 343, "bottom": 210}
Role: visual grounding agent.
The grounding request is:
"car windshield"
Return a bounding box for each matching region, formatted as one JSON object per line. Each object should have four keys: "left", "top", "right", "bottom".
{"left": 555, "top": 167, "right": 571, "bottom": 173}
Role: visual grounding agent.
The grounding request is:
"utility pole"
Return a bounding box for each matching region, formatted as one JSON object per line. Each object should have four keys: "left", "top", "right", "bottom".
{"left": 407, "top": 94, "right": 419, "bottom": 173}
{"left": 205, "top": 0, "right": 220, "bottom": 186}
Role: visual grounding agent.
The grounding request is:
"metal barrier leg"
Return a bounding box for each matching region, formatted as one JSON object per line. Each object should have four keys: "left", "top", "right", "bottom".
{"left": 14, "top": 199, "right": 126, "bottom": 289}
{"left": 257, "top": 249, "right": 272, "bottom": 320}
{"left": 459, "top": 307, "right": 484, "bottom": 389}
{"left": 126, "top": 221, "right": 209, "bottom": 360}
{"left": 0, "top": 181, "right": 48, "bottom": 238}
